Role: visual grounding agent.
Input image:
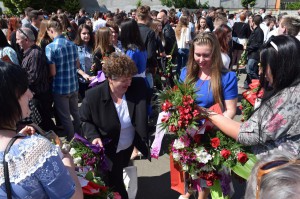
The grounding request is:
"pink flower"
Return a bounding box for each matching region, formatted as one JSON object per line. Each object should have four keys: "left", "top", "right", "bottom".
{"left": 274, "top": 98, "right": 284, "bottom": 109}
{"left": 180, "top": 135, "right": 191, "bottom": 147}
{"left": 266, "top": 114, "right": 287, "bottom": 132}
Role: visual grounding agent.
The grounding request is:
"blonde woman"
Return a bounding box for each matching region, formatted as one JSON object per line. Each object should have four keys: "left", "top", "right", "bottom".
{"left": 179, "top": 32, "right": 238, "bottom": 199}
{"left": 36, "top": 19, "right": 52, "bottom": 53}
{"left": 175, "top": 16, "right": 192, "bottom": 75}
{"left": 93, "top": 27, "right": 115, "bottom": 72}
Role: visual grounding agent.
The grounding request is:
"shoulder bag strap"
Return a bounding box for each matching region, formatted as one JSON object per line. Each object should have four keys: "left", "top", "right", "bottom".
{"left": 3, "top": 135, "right": 23, "bottom": 199}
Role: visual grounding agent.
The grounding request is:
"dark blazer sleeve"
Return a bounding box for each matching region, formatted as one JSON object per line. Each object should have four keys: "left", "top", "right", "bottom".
{"left": 79, "top": 87, "right": 102, "bottom": 142}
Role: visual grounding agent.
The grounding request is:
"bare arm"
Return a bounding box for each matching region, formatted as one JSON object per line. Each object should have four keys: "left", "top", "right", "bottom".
{"left": 49, "top": 64, "right": 56, "bottom": 77}
{"left": 62, "top": 153, "right": 83, "bottom": 199}
{"left": 208, "top": 112, "right": 241, "bottom": 140}
{"left": 223, "top": 98, "right": 238, "bottom": 119}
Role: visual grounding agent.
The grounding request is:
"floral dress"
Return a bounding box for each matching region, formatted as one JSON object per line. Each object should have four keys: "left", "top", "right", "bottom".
{"left": 238, "top": 83, "right": 300, "bottom": 157}
{"left": 0, "top": 134, "right": 75, "bottom": 199}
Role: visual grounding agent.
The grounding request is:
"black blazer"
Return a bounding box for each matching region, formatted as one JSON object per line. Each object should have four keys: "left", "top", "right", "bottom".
{"left": 29, "top": 25, "right": 38, "bottom": 42}
{"left": 79, "top": 77, "right": 150, "bottom": 160}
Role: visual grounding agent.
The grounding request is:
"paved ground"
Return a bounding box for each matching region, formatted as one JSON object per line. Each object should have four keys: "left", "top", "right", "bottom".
{"left": 132, "top": 70, "right": 248, "bottom": 199}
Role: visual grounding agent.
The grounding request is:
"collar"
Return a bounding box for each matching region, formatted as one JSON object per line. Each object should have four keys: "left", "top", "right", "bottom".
{"left": 53, "top": 34, "right": 65, "bottom": 41}
{"left": 31, "top": 24, "right": 39, "bottom": 31}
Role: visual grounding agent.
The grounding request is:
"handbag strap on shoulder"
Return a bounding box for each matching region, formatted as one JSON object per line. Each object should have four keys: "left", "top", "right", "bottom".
{"left": 3, "top": 135, "right": 23, "bottom": 199}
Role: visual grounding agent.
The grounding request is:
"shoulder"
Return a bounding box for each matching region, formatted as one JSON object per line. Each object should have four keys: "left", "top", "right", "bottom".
{"left": 179, "top": 67, "right": 188, "bottom": 82}
{"left": 221, "top": 71, "right": 237, "bottom": 82}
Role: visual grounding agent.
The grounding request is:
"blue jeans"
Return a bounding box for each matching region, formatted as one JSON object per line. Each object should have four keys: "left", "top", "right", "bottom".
{"left": 53, "top": 91, "right": 80, "bottom": 140}
{"left": 176, "top": 48, "right": 189, "bottom": 75}
{"left": 244, "top": 58, "right": 259, "bottom": 88}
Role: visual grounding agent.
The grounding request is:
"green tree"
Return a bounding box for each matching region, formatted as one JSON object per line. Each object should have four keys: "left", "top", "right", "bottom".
{"left": 286, "top": 2, "right": 300, "bottom": 10}
{"left": 241, "top": 0, "right": 256, "bottom": 8}
{"left": 160, "top": 0, "right": 198, "bottom": 9}
{"left": 136, "top": 0, "right": 142, "bottom": 8}
{"left": 0, "top": 0, "right": 77, "bottom": 15}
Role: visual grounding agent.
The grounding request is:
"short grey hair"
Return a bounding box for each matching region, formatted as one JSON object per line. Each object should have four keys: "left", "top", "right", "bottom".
{"left": 245, "top": 150, "right": 300, "bottom": 199}
{"left": 18, "top": 28, "right": 35, "bottom": 42}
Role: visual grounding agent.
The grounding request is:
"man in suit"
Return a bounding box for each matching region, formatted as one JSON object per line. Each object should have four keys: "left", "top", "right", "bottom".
{"left": 28, "top": 10, "right": 44, "bottom": 42}
{"left": 244, "top": 15, "right": 264, "bottom": 89}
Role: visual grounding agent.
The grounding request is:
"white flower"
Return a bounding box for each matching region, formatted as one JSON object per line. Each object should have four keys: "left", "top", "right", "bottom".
{"left": 182, "top": 164, "right": 188, "bottom": 171}
{"left": 62, "top": 143, "right": 71, "bottom": 152}
{"left": 73, "top": 157, "right": 82, "bottom": 165}
{"left": 194, "top": 148, "right": 212, "bottom": 164}
{"left": 173, "top": 139, "right": 185, "bottom": 149}
{"left": 173, "top": 152, "right": 180, "bottom": 161}
{"left": 69, "top": 148, "right": 77, "bottom": 156}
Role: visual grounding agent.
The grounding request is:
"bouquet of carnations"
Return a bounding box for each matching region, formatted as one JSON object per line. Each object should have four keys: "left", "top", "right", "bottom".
{"left": 151, "top": 80, "right": 256, "bottom": 198}
{"left": 62, "top": 134, "right": 120, "bottom": 199}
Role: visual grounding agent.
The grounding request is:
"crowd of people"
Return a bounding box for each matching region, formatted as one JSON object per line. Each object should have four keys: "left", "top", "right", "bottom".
{"left": 0, "top": 4, "right": 300, "bottom": 199}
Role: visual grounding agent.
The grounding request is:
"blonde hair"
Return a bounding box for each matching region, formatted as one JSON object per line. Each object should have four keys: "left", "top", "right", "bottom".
{"left": 175, "top": 16, "right": 189, "bottom": 40}
{"left": 94, "top": 27, "right": 111, "bottom": 54}
{"left": 36, "top": 19, "right": 51, "bottom": 46}
{"left": 185, "top": 32, "right": 225, "bottom": 108}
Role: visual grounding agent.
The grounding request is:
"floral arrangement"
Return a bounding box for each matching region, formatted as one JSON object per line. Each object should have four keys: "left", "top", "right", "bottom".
{"left": 152, "top": 81, "right": 256, "bottom": 198}
{"left": 240, "top": 80, "right": 264, "bottom": 121}
{"left": 62, "top": 134, "right": 120, "bottom": 199}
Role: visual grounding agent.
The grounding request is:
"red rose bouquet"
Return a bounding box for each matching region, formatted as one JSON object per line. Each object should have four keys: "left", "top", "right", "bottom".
{"left": 151, "top": 80, "right": 256, "bottom": 198}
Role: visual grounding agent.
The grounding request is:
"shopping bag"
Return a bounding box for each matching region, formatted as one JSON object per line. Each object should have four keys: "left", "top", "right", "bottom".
{"left": 170, "top": 154, "right": 186, "bottom": 194}
{"left": 123, "top": 166, "right": 138, "bottom": 199}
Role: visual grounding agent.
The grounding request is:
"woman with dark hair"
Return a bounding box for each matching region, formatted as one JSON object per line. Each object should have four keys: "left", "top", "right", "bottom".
{"left": 58, "top": 13, "right": 76, "bottom": 41}
{"left": 204, "top": 35, "right": 300, "bottom": 157}
{"left": 214, "top": 24, "right": 232, "bottom": 69}
{"left": 80, "top": 53, "right": 150, "bottom": 199}
{"left": 120, "top": 19, "right": 147, "bottom": 78}
{"left": 0, "top": 62, "right": 83, "bottom": 199}
{"left": 0, "top": 29, "right": 19, "bottom": 65}
{"left": 74, "top": 24, "right": 95, "bottom": 98}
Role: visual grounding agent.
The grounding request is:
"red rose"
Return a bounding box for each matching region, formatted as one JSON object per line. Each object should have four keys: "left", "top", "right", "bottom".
{"left": 161, "top": 115, "right": 170, "bottom": 123}
{"left": 239, "top": 105, "right": 243, "bottom": 110}
{"left": 161, "top": 100, "right": 173, "bottom": 112}
{"left": 169, "top": 125, "right": 177, "bottom": 133}
{"left": 210, "top": 138, "right": 220, "bottom": 148}
{"left": 237, "top": 152, "right": 248, "bottom": 164}
{"left": 177, "top": 120, "right": 183, "bottom": 127}
{"left": 220, "top": 149, "right": 231, "bottom": 159}
{"left": 206, "top": 180, "right": 214, "bottom": 186}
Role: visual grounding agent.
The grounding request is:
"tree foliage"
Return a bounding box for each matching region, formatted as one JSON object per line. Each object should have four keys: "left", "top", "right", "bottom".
{"left": 286, "top": 2, "right": 300, "bottom": 10}
{"left": 160, "top": 0, "right": 198, "bottom": 9}
{"left": 0, "top": 0, "right": 80, "bottom": 15}
{"left": 241, "top": 0, "right": 256, "bottom": 8}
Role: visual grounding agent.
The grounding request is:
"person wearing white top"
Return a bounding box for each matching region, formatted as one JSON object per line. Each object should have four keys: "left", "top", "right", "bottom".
{"left": 175, "top": 16, "right": 192, "bottom": 75}
{"left": 93, "top": 17, "right": 106, "bottom": 32}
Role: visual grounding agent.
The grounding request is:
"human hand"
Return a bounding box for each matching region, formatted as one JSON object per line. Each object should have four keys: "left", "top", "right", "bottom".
{"left": 92, "top": 138, "right": 103, "bottom": 147}
{"left": 83, "top": 74, "right": 90, "bottom": 81}
{"left": 88, "top": 76, "right": 95, "bottom": 81}
{"left": 19, "top": 125, "right": 36, "bottom": 135}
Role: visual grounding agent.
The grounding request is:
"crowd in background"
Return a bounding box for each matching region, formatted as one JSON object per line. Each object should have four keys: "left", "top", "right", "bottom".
{"left": 0, "top": 4, "right": 300, "bottom": 199}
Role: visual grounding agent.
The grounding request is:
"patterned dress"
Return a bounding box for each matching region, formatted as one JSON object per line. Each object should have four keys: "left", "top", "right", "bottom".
{"left": 238, "top": 83, "right": 300, "bottom": 157}
{"left": 0, "top": 134, "right": 75, "bottom": 199}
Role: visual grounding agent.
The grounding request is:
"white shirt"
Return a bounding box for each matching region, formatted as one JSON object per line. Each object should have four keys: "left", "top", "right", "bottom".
{"left": 93, "top": 18, "right": 106, "bottom": 32}
{"left": 177, "top": 27, "right": 191, "bottom": 49}
{"left": 260, "top": 22, "right": 269, "bottom": 43}
{"left": 221, "top": 52, "right": 230, "bottom": 69}
{"left": 114, "top": 95, "right": 135, "bottom": 153}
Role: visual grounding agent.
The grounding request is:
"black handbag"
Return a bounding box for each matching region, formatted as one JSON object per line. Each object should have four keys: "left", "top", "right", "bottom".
{"left": 3, "top": 135, "right": 23, "bottom": 199}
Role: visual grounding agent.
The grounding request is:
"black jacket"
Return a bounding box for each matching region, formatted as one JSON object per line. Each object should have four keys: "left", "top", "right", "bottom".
{"left": 246, "top": 26, "right": 264, "bottom": 60}
{"left": 232, "top": 22, "right": 251, "bottom": 50}
{"left": 79, "top": 78, "right": 150, "bottom": 160}
{"left": 162, "top": 22, "right": 178, "bottom": 56}
{"left": 29, "top": 25, "right": 38, "bottom": 42}
{"left": 138, "top": 23, "right": 157, "bottom": 68}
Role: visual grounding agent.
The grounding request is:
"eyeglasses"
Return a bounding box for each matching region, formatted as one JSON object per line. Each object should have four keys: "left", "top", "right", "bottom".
{"left": 18, "top": 28, "right": 29, "bottom": 40}
{"left": 256, "top": 159, "right": 300, "bottom": 199}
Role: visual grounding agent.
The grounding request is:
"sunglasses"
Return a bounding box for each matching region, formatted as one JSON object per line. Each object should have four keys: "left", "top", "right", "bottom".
{"left": 18, "top": 28, "right": 30, "bottom": 40}
{"left": 256, "top": 159, "right": 300, "bottom": 199}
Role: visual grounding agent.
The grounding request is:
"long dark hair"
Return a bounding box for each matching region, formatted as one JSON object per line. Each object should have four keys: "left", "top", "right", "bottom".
{"left": 74, "top": 24, "right": 94, "bottom": 49}
{"left": 254, "top": 35, "right": 300, "bottom": 146}
{"left": 120, "top": 19, "right": 145, "bottom": 52}
{"left": 0, "top": 62, "right": 28, "bottom": 129}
